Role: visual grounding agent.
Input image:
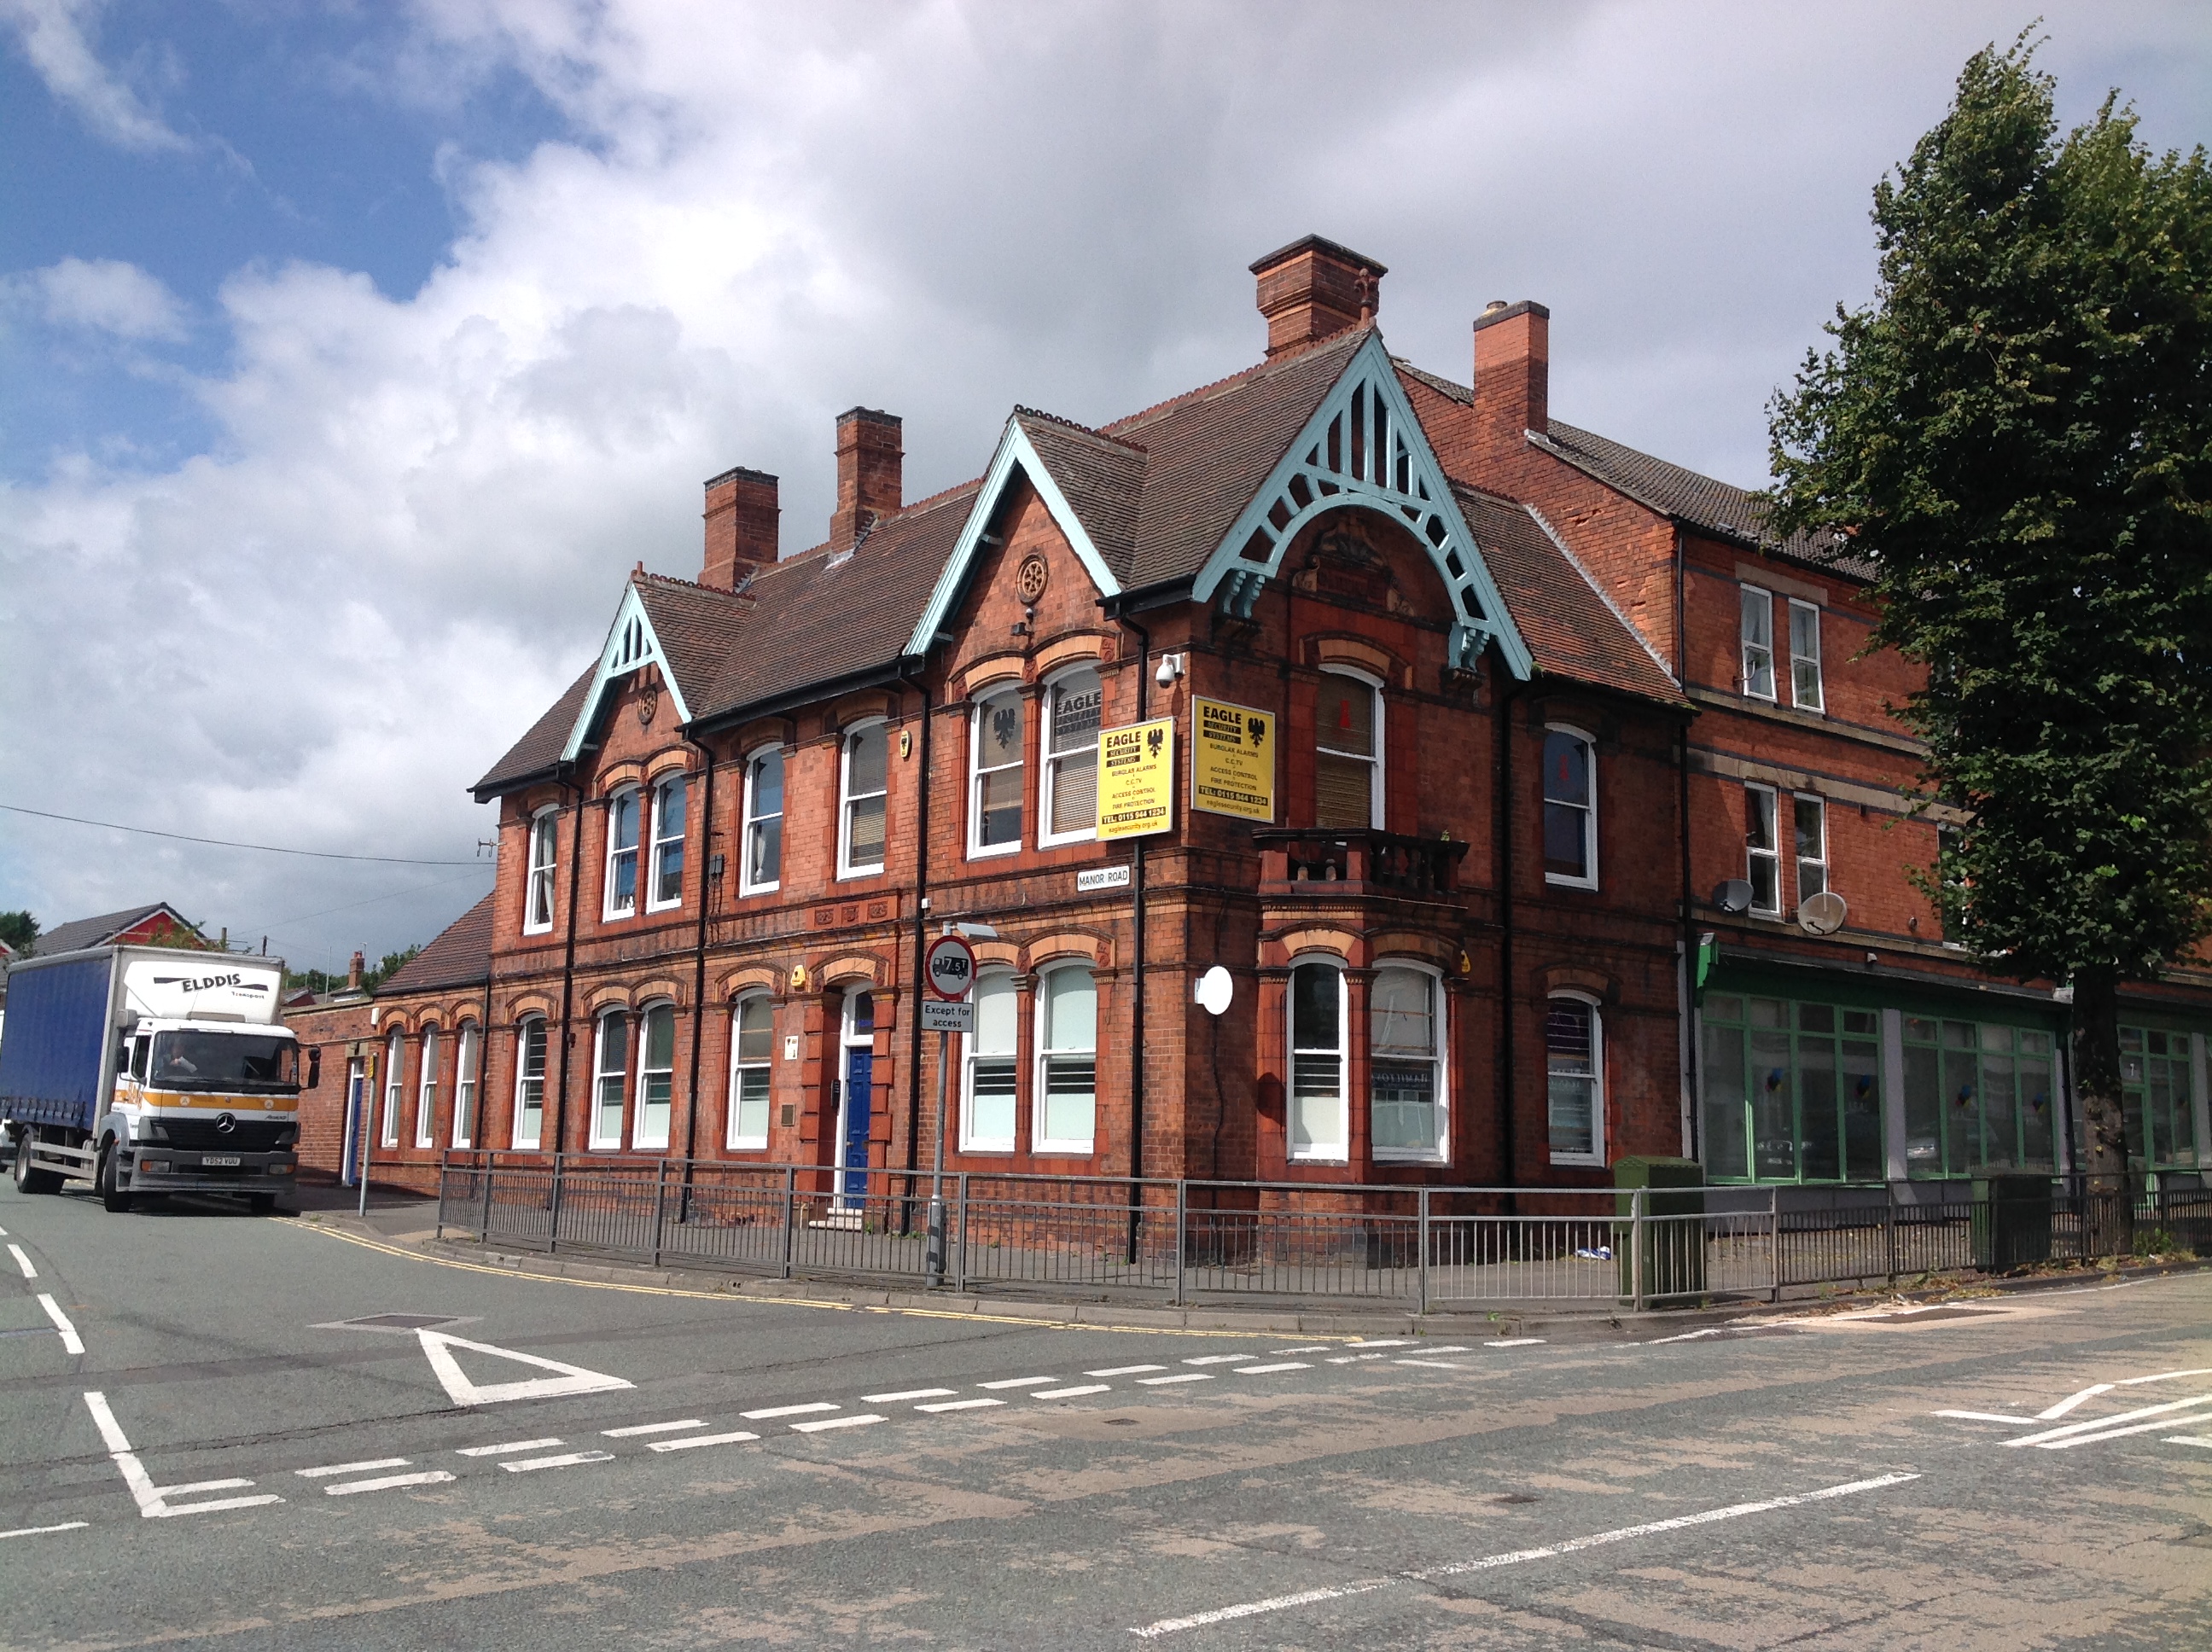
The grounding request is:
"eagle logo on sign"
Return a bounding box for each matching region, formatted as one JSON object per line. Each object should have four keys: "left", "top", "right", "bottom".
{"left": 1146, "top": 726, "right": 1164, "bottom": 759}
{"left": 1249, "top": 716, "right": 1266, "bottom": 748}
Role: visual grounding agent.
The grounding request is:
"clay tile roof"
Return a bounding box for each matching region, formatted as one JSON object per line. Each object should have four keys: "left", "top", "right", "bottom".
{"left": 1455, "top": 485, "right": 1685, "bottom": 707}
{"left": 473, "top": 666, "right": 593, "bottom": 799}
{"left": 1011, "top": 411, "right": 1145, "bottom": 583}
{"left": 32, "top": 903, "right": 187, "bottom": 957}
{"left": 379, "top": 893, "right": 495, "bottom": 996}
{"left": 634, "top": 574, "right": 755, "bottom": 709}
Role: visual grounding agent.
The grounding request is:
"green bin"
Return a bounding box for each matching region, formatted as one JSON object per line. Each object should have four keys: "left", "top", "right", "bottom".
{"left": 1970, "top": 1170, "right": 2052, "bottom": 1271}
{"left": 1615, "top": 1156, "right": 1707, "bottom": 1300}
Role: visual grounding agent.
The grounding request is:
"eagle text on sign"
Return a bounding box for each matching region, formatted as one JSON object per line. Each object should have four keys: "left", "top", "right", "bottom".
{"left": 1097, "top": 718, "right": 1175, "bottom": 840}
{"left": 1190, "top": 697, "right": 1275, "bottom": 823}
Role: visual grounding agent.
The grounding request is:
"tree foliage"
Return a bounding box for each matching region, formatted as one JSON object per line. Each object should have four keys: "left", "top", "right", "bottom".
{"left": 1767, "top": 34, "right": 2212, "bottom": 1194}
{"left": 0, "top": 910, "right": 37, "bottom": 955}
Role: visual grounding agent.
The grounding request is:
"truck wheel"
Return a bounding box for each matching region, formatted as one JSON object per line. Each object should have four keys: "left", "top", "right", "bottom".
{"left": 96, "top": 1143, "right": 134, "bottom": 1213}
{"left": 247, "top": 1193, "right": 278, "bottom": 1215}
{"left": 13, "top": 1134, "right": 61, "bottom": 1196}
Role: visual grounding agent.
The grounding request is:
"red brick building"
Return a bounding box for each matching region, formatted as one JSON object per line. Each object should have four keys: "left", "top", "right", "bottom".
{"left": 298, "top": 237, "right": 2212, "bottom": 1199}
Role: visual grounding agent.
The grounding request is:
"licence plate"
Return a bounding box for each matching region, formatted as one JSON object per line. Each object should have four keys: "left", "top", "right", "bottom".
{"left": 202, "top": 1155, "right": 242, "bottom": 1167}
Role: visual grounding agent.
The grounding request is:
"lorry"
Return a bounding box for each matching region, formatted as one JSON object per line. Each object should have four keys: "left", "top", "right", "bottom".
{"left": 0, "top": 946, "right": 302, "bottom": 1213}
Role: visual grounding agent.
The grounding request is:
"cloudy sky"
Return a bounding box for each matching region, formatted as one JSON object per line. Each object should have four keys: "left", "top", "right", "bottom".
{"left": 3, "top": 0, "right": 2207, "bottom": 976}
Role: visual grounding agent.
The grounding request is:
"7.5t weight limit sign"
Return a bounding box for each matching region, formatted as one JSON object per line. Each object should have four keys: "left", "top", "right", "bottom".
{"left": 922, "top": 934, "right": 975, "bottom": 1033}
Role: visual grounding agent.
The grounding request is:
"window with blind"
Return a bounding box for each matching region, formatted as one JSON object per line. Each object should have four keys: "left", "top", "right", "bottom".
{"left": 742, "top": 748, "right": 783, "bottom": 893}
{"left": 1315, "top": 672, "right": 1380, "bottom": 829}
{"left": 525, "top": 809, "right": 558, "bottom": 933}
{"left": 1035, "top": 967, "right": 1097, "bottom": 1153}
{"left": 512, "top": 1019, "right": 545, "bottom": 1149}
{"left": 604, "top": 787, "right": 640, "bottom": 918}
{"left": 1745, "top": 783, "right": 1780, "bottom": 915}
{"left": 963, "top": 972, "right": 1018, "bottom": 1152}
{"left": 635, "top": 1003, "right": 675, "bottom": 1150}
{"left": 1740, "top": 585, "right": 1776, "bottom": 700}
{"left": 590, "top": 1012, "right": 627, "bottom": 1149}
{"left": 1788, "top": 599, "right": 1824, "bottom": 711}
{"left": 1289, "top": 960, "right": 1348, "bottom": 1161}
{"left": 452, "top": 1023, "right": 479, "bottom": 1149}
{"left": 646, "top": 773, "right": 686, "bottom": 910}
{"left": 1546, "top": 997, "right": 1603, "bottom": 1164}
{"left": 1041, "top": 669, "right": 1103, "bottom": 845}
{"left": 414, "top": 1026, "right": 439, "bottom": 1148}
{"left": 970, "top": 686, "right": 1024, "bottom": 855}
{"left": 1371, "top": 965, "right": 1446, "bottom": 1160}
{"left": 840, "top": 722, "right": 888, "bottom": 876}
{"left": 728, "top": 996, "right": 773, "bottom": 1149}
{"left": 381, "top": 1029, "right": 403, "bottom": 1147}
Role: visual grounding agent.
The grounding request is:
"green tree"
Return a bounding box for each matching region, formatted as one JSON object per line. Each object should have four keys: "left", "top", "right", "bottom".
{"left": 1767, "top": 33, "right": 2212, "bottom": 1238}
{"left": 0, "top": 910, "right": 37, "bottom": 955}
{"left": 362, "top": 945, "right": 422, "bottom": 992}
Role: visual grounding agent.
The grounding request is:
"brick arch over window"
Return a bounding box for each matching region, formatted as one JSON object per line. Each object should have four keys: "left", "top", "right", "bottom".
{"left": 1537, "top": 963, "right": 1615, "bottom": 1003}
{"left": 1023, "top": 931, "right": 1111, "bottom": 971}
{"left": 1032, "top": 632, "right": 1112, "bottom": 676}
{"left": 1272, "top": 925, "right": 1364, "bottom": 962}
{"left": 715, "top": 965, "right": 784, "bottom": 1000}
{"left": 584, "top": 986, "right": 637, "bottom": 1015}
{"left": 1305, "top": 632, "right": 1407, "bottom": 689}
{"left": 1365, "top": 931, "right": 1457, "bottom": 970}
{"left": 504, "top": 995, "right": 555, "bottom": 1023}
{"left": 971, "top": 939, "right": 1023, "bottom": 971}
{"left": 816, "top": 953, "right": 889, "bottom": 988}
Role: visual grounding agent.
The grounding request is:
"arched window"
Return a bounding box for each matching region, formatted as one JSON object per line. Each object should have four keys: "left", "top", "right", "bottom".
{"left": 963, "top": 971, "right": 1018, "bottom": 1153}
{"left": 1371, "top": 964, "right": 1447, "bottom": 1161}
{"left": 1035, "top": 966, "right": 1097, "bottom": 1154}
{"left": 381, "top": 1028, "right": 404, "bottom": 1148}
{"left": 647, "top": 773, "right": 687, "bottom": 910}
{"left": 604, "top": 787, "right": 642, "bottom": 918}
{"left": 635, "top": 1003, "right": 675, "bottom": 1149}
{"left": 1542, "top": 727, "right": 1597, "bottom": 888}
{"left": 728, "top": 995, "right": 774, "bottom": 1149}
{"left": 452, "top": 1022, "right": 480, "bottom": 1149}
{"left": 525, "top": 807, "right": 559, "bottom": 934}
{"left": 1315, "top": 670, "right": 1381, "bottom": 829}
{"left": 741, "top": 747, "right": 783, "bottom": 893}
{"left": 1546, "top": 995, "right": 1604, "bottom": 1165}
{"left": 414, "top": 1025, "right": 440, "bottom": 1149}
{"left": 1289, "top": 960, "right": 1348, "bottom": 1161}
{"left": 1040, "top": 668, "right": 1103, "bottom": 846}
{"left": 969, "top": 685, "right": 1024, "bottom": 855}
{"left": 512, "top": 1018, "right": 547, "bottom": 1149}
{"left": 590, "top": 1010, "right": 628, "bottom": 1149}
{"left": 839, "top": 722, "right": 888, "bottom": 876}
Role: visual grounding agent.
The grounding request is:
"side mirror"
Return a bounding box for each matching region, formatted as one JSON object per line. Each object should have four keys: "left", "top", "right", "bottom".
{"left": 306, "top": 1048, "right": 322, "bottom": 1090}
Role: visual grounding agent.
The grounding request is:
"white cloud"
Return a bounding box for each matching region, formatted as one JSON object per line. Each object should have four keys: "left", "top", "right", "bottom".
{"left": 1, "top": 0, "right": 190, "bottom": 153}
{"left": 22, "top": 256, "right": 189, "bottom": 340}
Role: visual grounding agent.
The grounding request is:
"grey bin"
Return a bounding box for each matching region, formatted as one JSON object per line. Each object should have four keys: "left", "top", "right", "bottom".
{"left": 1970, "top": 1169, "right": 2053, "bottom": 1271}
{"left": 1615, "top": 1155, "right": 1707, "bottom": 1300}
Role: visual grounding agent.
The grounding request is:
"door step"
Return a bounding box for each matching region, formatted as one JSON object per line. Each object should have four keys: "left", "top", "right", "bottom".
{"left": 809, "top": 1212, "right": 864, "bottom": 1230}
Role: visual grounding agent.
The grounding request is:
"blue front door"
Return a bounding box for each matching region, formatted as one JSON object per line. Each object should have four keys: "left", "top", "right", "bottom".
{"left": 841, "top": 1047, "right": 873, "bottom": 1203}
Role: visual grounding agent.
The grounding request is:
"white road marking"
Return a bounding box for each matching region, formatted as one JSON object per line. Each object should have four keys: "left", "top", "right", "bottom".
{"left": 2165, "top": 1435, "right": 2212, "bottom": 1449}
{"left": 1127, "top": 1472, "right": 1921, "bottom": 1638}
{"left": 1182, "top": 1356, "right": 1252, "bottom": 1366}
{"left": 325, "top": 1470, "right": 456, "bottom": 1496}
{"left": 602, "top": 1419, "right": 705, "bottom": 1437}
{"left": 1485, "top": 1338, "right": 1546, "bottom": 1347}
{"left": 2029, "top": 1405, "right": 2212, "bottom": 1451}
{"left": 863, "top": 1388, "right": 957, "bottom": 1403}
{"left": 1396, "top": 1360, "right": 1469, "bottom": 1371}
{"left": 1088, "top": 1364, "right": 1166, "bottom": 1376}
{"left": 1138, "top": 1373, "right": 1213, "bottom": 1387}
{"left": 500, "top": 1450, "right": 614, "bottom": 1473}
{"left": 1272, "top": 1346, "right": 1331, "bottom": 1354}
{"left": 979, "top": 1376, "right": 1060, "bottom": 1389}
{"left": 2119, "top": 1367, "right": 2212, "bottom": 1385}
{"left": 9, "top": 1244, "right": 36, "bottom": 1279}
{"left": 1, "top": 1522, "right": 88, "bottom": 1539}
{"left": 917, "top": 1398, "right": 1004, "bottom": 1412}
{"left": 1233, "top": 1362, "right": 1310, "bottom": 1375}
{"left": 790, "top": 1414, "right": 884, "bottom": 1434}
{"left": 457, "top": 1437, "right": 565, "bottom": 1457}
{"left": 0, "top": 1224, "right": 8, "bottom": 1235}
{"left": 647, "top": 1430, "right": 758, "bottom": 1452}
{"left": 2005, "top": 1393, "right": 2212, "bottom": 1450}
{"left": 1936, "top": 1411, "right": 2038, "bottom": 1424}
{"left": 36, "top": 1294, "right": 83, "bottom": 1355}
{"left": 1419, "top": 1346, "right": 1472, "bottom": 1354}
{"left": 742, "top": 1402, "right": 837, "bottom": 1420}
{"left": 295, "top": 1458, "right": 411, "bottom": 1478}
{"left": 1347, "top": 1339, "right": 1411, "bottom": 1347}
{"left": 416, "top": 1329, "right": 632, "bottom": 1407}
{"left": 1033, "top": 1384, "right": 1111, "bottom": 1399}
{"left": 2036, "top": 1383, "right": 2116, "bottom": 1420}
{"left": 82, "top": 1392, "right": 282, "bottom": 1519}
{"left": 1325, "top": 1353, "right": 1392, "bottom": 1364}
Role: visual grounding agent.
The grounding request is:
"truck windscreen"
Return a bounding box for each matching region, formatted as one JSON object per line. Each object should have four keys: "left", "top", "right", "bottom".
{"left": 149, "top": 1033, "right": 300, "bottom": 1094}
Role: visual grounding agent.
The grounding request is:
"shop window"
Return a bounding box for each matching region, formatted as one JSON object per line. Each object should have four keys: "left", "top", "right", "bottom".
{"left": 2121, "top": 1027, "right": 2199, "bottom": 1172}
{"left": 381, "top": 1029, "right": 403, "bottom": 1148}
{"left": 969, "top": 687, "right": 1024, "bottom": 855}
{"left": 1315, "top": 672, "right": 1381, "bottom": 830}
{"left": 415, "top": 1026, "right": 439, "bottom": 1149}
{"left": 604, "top": 787, "right": 641, "bottom": 918}
{"left": 1035, "top": 966, "right": 1097, "bottom": 1154}
{"left": 1546, "top": 997, "right": 1604, "bottom": 1165}
{"left": 1899, "top": 1015, "right": 2055, "bottom": 1178}
{"left": 635, "top": 1003, "right": 675, "bottom": 1150}
{"left": 512, "top": 1019, "right": 546, "bottom": 1149}
{"left": 963, "top": 971, "right": 1018, "bottom": 1153}
{"left": 1041, "top": 669, "right": 1103, "bottom": 846}
{"left": 1289, "top": 960, "right": 1348, "bottom": 1161}
{"left": 525, "top": 808, "right": 558, "bottom": 934}
{"left": 1702, "top": 996, "right": 1882, "bottom": 1183}
{"left": 839, "top": 722, "right": 888, "bottom": 877}
{"left": 1745, "top": 784, "right": 1780, "bottom": 916}
{"left": 1795, "top": 794, "right": 1828, "bottom": 905}
{"left": 728, "top": 996, "right": 773, "bottom": 1149}
{"left": 1789, "top": 599, "right": 1824, "bottom": 712}
{"left": 1542, "top": 727, "right": 1597, "bottom": 888}
{"left": 646, "top": 774, "right": 687, "bottom": 911}
{"left": 453, "top": 1023, "right": 479, "bottom": 1149}
{"left": 1740, "top": 585, "right": 1776, "bottom": 700}
{"left": 1371, "top": 965, "right": 1446, "bottom": 1160}
{"left": 742, "top": 749, "right": 783, "bottom": 893}
{"left": 590, "top": 1011, "right": 628, "bottom": 1149}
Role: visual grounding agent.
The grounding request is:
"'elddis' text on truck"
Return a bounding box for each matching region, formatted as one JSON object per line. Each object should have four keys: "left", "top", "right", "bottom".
{"left": 0, "top": 946, "right": 300, "bottom": 1212}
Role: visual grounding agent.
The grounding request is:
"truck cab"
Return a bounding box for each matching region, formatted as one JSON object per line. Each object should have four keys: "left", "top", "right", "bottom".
{"left": 107, "top": 1017, "right": 301, "bottom": 1209}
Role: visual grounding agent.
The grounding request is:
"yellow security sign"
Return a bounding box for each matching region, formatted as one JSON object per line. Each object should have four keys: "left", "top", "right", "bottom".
{"left": 1097, "top": 717, "right": 1175, "bottom": 840}
{"left": 1190, "top": 696, "right": 1275, "bottom": 822}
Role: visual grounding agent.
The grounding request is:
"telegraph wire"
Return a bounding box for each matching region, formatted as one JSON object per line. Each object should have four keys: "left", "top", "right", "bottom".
{"left": 0, "top": 804, "right": 486, "bottom": 866}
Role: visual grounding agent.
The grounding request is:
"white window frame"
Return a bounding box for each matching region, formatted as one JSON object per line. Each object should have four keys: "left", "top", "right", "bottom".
{"left": 1745, "top": 782, "right": 1781, "bottom": 916}
{"left": 1545, "top": 992, "right": 1606, "bottom": 1166}
{"left": 1314, "top": 667, "right": 1384, "bottom": 830}
{"left": 838, "top": 720, "right": 889, "bottom": 879}
{"left": 414, "top": 1025, "right": 439, "bottom": 1149}
{"left": 633, "top": 1001, "right": 675, "bottom": 1150}
{"left": 1287, "top": 956, "right": 1350, "bottom": 1164}
{"left": 1794, "top": 791, "right": 1829, "bottom": 908}
{"left": 961, "top": 969, "right": 1020, "bottom": 1154}
{"left": 727, "top": 993, "right": 774, "bottom": 1150}
{"left": 589, "top": 1009, "right": 628, "bottom": 1150}
{"left": 1740, "top": 585, "right": 1776, "bottom": 701}
{"left": 381, "top": 1029, "right": 403, "bottom": 1148}
{"left": 1038, "top": 667, "right": 1103, "bottom": 849}
{"left": 968, "top": 684, "right": 1026, "bottom": 859}
{"left": 1787, "top": 598, "right": 1825, "bottom": 713}
{"left": 524, "top": 807, "right": 558, "bottom": 934}
{"left": 739, "top": 746, "right": 784, "bottom": 896}
{"left": 452, "top": 1022, "right": 480, "bottom": 1149}
{"left": 603, "top": 786, "right": 642, "bottom": 919}
{"left": 1369, "top": 961, "right": 1448, "bottom": 1164}
{"left": 512, "top": 1018, "right": 547, "bottom": 1149}
{"left": 645, "top": 772, "right": 687, "bottom": 912}
{"left": 1541, "top": 723, "right": 1598, "bottom": 891}
{"left": 1033, "top": 964, "right": 1097, "bottom": 1155}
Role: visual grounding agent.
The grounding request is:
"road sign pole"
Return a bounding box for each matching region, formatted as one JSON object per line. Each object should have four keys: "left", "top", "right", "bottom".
{"left": 928, "top": 1027, "right": 950, "bottom": 1286}
{"left": 920, "top": 928, "right": 978, "bottom": 1289}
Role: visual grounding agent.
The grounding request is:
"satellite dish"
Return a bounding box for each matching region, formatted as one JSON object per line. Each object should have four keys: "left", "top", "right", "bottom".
{"left": 1194, "top": 966, "right": 1234, "bottom": 1016}
{"left": 1799, "top": 890, "right": 1848, "bottom": 934}
{"left": 1713, "top": 879, "right": 1754, "bottom": 916}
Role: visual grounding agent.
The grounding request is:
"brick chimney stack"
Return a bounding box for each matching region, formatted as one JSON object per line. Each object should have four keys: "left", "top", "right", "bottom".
{"left": 346, "top": 951, "right": 364, "bottom": 992}
{"left": 1472, "top": 299, "right": 1550, "bottom": 455}
{"left": 831, "top": 408, "right": 902, "bottom": 552}
{"left": 1250, "top": 235, "right": 1387, "bottom": 358}
{"left": 701, "top": 465, "right": 779, "bottom": 589}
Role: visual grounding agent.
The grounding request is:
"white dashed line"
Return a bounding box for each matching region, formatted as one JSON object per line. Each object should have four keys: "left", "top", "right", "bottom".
{"left": 791, "top": 1414, "right": 884, "bottom": 1434}
{"left": 1485, "top": 1338, "right": 1546, "bottom": 1348}
{"left": 1137, "top": 1373, "right": 1213, "bottom": 1387}
{"left": 2005, "top": 1393, "right": 2212, "bottom": 1449}
{"left": 742, "top": 1402, "right": 838, "bottom": 1420}
{"left": 1395, "top": 1359, "right": 1468, "bottom": 1370}
{"left": 1231, "top": 1362, "right": 1310, "bottom": 1375}
{"left": 1344, "top": 1339, "right": 1410, "bottom": 1348}
{"left": 2035, "top": 1384, "right": 2116, "bottom": 1420}
{"left": 8, "top": 1244, "right": 35, "bottom": 1279}
{"left": 1181, "top": 1355, "right": 1252, "bottom": 1366}
{"left": 1935, "top": 1411, "right": 2037, "bottom": 1424}
{"left": 295, "top": 1458, "right": 411, "bottom": 1479}
{"left": 978, "top": 1376, "right": 1060, "bottom": 1390}
{"left": 1272, "top": 1346, "right": 1331, "bottom": 1354}
{"left": 2167, "top": 1435, "right": 2212, "bottom": 1449}
{"left": 647, "top": 1430, "right": 759, "bottom": 1452}
{"left": 457, "top": 1438, "right": 565, "bottom": 1457}
{"left": 1420, "top": 1346, "right": 1472, "bottom": 1354}
{"left": 1325, "top": 1352, "right": 1392, "bottom": 1364}
{"left": 863, "top": 1388, "right": 957, "bottom": 1403}
{"left": 500, "top": 1451, "right": 614, "bottom": 1473}
{"left": 917, "top": 1398, "right": 1004, "bottom": 1413}
{"left": 36, "top": 1294, "right": 83, "bottom": 1355}
{"left": 1088, "top": 1364, "right": 1167, "bottom": 1376}
{"left": 324, "top": 1470, "right": 456, "bottom": 1497}
{"left": 1033, "top": 1384, "right": 1111, "bottom": 1399}
{"left": 602, "top": 1420, "right": 705, "bottom": 1438}
{"left": 1, "top": 1522, "right": 87, "bottom": 1540}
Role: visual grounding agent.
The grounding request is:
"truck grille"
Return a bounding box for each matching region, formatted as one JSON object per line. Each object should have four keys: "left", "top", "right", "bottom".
{"left": 149, "top": 1118, "right": 290, "bottom": 1152}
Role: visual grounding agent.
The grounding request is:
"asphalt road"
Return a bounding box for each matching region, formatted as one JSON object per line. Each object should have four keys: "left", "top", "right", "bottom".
{"left": 1, "top": 1181, "right": 2207, "bottom": 1650}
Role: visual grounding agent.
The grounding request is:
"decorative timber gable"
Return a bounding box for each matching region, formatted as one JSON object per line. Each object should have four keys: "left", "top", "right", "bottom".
{"left": 561, "top": 581, "right": 694, "bottom": 761}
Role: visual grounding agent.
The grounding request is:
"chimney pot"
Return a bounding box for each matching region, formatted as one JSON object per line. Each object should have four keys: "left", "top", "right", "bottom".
{"left": 702, "top": 465, "right": 779, "bottom": 588}
{"left": 1472, "top": 299, "right": 1551, "bottom": 446}
{"left": 832, "top": 407, "right": 903, "bottom": 552}
{"left": 1249, "top": 235, "right": 1388, "bottom": 358}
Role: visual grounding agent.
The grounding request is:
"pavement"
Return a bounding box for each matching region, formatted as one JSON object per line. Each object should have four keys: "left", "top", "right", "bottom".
{"left": 2, "top": 1175, "right": 2208, "bottom": 1648}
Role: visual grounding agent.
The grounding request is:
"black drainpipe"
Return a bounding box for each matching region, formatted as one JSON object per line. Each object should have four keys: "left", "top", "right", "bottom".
{"left": 1493, "top": 667, "right": 1520, "bottom": 1192}
{"left": 552, "top": 770, "right": 584, "bottom": 1155}
{"left": 1115, "top": 606, "right": 1152, "bottom": 1259}
{"left": 896, "top": 658, "right": 933, "bottom": 1225}
{"left": 681, "top": 730, "right": 717, "bottom": 1184}
{"left": 1674, "top": 526, "right": 1699, "bottom": 1164}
